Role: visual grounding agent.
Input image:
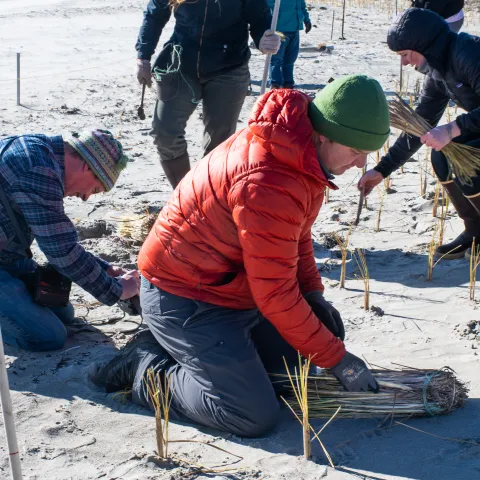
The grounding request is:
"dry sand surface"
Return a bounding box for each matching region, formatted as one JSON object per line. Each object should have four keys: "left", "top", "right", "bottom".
{"left": 1, "top": 1, "right": 480, "bottom": 479}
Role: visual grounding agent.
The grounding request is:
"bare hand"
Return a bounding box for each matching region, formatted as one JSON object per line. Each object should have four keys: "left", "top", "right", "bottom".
{"left": 259, "top": 30, "right": 281, "bottom": 55}
{"left": 421, "top": 122, "right": 461, "bottom": 151}
{"left": 118, "top": 270, "right": 140, "bottom": 300}
{"left": 136, "top": 59, "right": 152, "bottom": 88}
{"left": 106, "top": 265, "right": 129, "bottom": 278}
{"left": 357, "top": 169, "right": 383, "bottom": 196}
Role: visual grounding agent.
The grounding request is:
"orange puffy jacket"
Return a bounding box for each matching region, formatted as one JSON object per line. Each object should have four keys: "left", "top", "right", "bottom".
{"left": 138, "top": 89, "right": 346, "bottom": 368}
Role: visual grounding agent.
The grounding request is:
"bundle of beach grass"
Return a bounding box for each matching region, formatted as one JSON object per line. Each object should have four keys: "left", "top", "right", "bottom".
{"left": 275, "top": 366, "right": 468, "bottom": 419}
{"left": 389, "top": 95, "right": 480, "bottom": 186}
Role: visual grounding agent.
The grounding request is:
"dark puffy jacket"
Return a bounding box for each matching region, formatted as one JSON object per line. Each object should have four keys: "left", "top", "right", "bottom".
{"left": 136, "top": 0, "right": 271, "bottom": 81}
{"left": 375, "top": 8, "right": 480, "bottom": 178}
{"left": 411, "top": 1, "right": 464, "bottom": 19}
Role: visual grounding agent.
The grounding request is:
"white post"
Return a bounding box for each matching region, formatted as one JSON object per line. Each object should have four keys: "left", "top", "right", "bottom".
{"left": 16, "top": 53, "right": 20, "bottom": 106}
{"left": 0, "top": 328, "right": 23, "bottom": 480}
{"left": 260, "top": 0, "right": 282, "bottom": 95}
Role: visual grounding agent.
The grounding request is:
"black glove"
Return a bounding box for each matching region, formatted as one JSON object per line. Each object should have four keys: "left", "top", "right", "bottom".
{"left": 304, "top": 21, "right": 312, "bottom": 34}
{"left": 331, "top": 352, "right": 379, "bottom": 392}
{"left": 305, "top": 291, "right": 345, "bottom": 341}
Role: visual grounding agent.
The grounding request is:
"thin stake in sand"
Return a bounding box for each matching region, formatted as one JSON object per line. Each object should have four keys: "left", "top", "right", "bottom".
{"left": 0, "top": 327, "right": 23, "bottom": 480}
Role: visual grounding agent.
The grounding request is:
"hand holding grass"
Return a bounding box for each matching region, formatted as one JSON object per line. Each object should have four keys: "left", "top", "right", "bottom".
{"left": 421, "top": 122, "right": 461, "bottom": 151}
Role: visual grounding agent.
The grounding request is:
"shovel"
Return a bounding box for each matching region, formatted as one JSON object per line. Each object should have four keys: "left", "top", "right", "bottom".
{"left": 137, "top": 82, "right": 146, "bottom": 120}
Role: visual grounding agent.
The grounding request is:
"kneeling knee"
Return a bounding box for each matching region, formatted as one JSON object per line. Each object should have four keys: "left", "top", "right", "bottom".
{"left": 19, "top": 329, "right": 67, "bottom": 352}
{"left": 229, "top": 400, "right": 280, "bottom": 438}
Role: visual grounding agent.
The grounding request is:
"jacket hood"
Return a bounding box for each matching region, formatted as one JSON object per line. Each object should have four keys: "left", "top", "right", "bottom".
{"left": 248, "top": 89, "right": 333, "bottom": 186}
{"left": 387, "top": 8, "right": 456, "bottom": 75}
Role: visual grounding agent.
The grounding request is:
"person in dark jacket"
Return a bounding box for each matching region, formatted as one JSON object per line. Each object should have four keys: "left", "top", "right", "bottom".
{"left": 359, "top": 8, "right": 480, "bottom": 260}
{"left": 135, "top": 0, "right": 281, "bottom": 189}
{"left": 267, "top": 0, "right": 312, "bottom": 89}
{"left": 411, "top": 1, "right": 464, "bottom": 31}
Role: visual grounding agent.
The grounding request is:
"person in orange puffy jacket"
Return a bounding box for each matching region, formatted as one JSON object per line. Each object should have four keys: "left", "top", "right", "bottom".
{"left": 89, "top": 75, "right": 390, "bottom": 437}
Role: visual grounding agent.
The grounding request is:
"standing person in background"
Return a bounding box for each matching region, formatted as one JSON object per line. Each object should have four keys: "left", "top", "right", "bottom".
{"left": 135, "top": 0, "right": 281, "bottom": 189}
{"left": 268, "top": 0, "right": 312, "bottom": 89}
{"left": 411, "top": 1, "right": 464, "bottom": 32}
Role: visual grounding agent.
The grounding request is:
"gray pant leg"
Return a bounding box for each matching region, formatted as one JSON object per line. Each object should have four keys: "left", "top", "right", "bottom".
{"left": 201, "top": 64, "right": 250, "bottom": 157}
{"left": 150, "top": 72, "right": 201, "bottom": 162}
{"left": 138, "top": 281, "right": 280, "bottom": 437}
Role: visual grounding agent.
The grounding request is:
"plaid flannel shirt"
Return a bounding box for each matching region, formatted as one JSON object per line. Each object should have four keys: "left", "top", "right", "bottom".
{"left": 0, "top": 135, "right": 122, "bottom": 305}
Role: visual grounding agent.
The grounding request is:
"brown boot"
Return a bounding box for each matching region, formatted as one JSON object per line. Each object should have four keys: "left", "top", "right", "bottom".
{"left": 160, "top": 152, "right": 190, "bottom": 189}
{"left": 464, "top": 194, "right": 480, "bottom": 261}
{"left": 435, "top": 182, "right": 480, "bottom": 260}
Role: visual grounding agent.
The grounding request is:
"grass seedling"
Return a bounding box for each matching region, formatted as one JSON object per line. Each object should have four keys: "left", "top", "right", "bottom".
{"left": 145, "top": 369, "right": 174, "bottom": 459}
{"left": 280, "top": 355, "right": 339, "bottom": 467}
{"left": 354, "top": 249, "right": 370, "bottom": 310}
{"left": 376, "top": 186, "right": 386, "bottom": 232}
{"left": 432, "top": 181, "right": 441, "bottom": 217}
{"left": 470, "top": 239, "right": 480, "bottom": 301}
{"left": 438, "top": 192, "right": 449, "bottom": 246}
{"left": 427, "top": 224, "right": 439, "bottom": 282}
{"left": 334, "top": 228, "right": 352, "bottom": 288}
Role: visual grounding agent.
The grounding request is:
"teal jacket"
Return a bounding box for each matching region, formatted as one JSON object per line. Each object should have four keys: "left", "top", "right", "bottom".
{"left": 268, "top": 0, "right": 310, "bottom": 33}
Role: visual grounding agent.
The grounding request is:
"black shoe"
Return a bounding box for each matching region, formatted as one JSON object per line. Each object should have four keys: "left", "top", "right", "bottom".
{"left": 434, "top": 231, "right": 473, "bottom": 260}
{"left": 88, "top": 329, "right": 169, "bottom": 393}
{"left": 270, "top": 83, "right": 281, "bottom": 89}
{"left": 283, "top": 84, "right": 294, "bottom": 89}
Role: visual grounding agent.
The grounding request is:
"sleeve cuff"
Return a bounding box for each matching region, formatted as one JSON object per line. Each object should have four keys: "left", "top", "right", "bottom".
{"left": 373, "top": 163, "right": 392, "bottom": 179}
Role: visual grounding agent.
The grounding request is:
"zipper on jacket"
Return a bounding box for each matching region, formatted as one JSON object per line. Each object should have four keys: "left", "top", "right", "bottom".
{"left": 197, "top": 0, "right": 209, "bottom": 80}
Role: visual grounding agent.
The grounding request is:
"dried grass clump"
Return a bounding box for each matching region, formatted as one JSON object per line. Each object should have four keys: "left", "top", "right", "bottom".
{"left": 389, "top": 96, "right": 480, "bottom": 185}
{"left": 116, "top": 212, "right": 158, "bottom": 243}
{"left": 275, "top": 367, "right": 468, "bottom": 419}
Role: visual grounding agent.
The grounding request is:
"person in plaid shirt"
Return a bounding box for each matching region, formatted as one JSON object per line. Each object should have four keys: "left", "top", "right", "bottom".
{"left": 0, "top": 130, "right": 140, "bottom": 351}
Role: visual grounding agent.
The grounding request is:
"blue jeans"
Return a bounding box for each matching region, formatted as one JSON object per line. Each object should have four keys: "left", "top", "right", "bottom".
{"left": 0, "top": 259, "right": 75, "bottom": 351}
{"left": 269, "top": 31, "right": 300, "bottom": 88}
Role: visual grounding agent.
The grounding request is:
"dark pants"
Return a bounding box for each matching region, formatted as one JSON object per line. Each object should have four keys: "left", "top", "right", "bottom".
{"left": 269, "top": 31, "right": 300, "bottom": 88}
{"left": 431, "top": 134, "right": 480, "bottom": 197}
{"left": 134, "top": 278, "right": 298, "bottom": 437}
{"left": 150, "top": 64, "right": 250, "bottom": 163}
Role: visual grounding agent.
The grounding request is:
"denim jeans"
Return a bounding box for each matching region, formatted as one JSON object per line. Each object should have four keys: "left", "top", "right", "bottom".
{"left": 269, "top": 31, "right": 300, "bottom": 88}
{"left": 0, "top": 259, "right": 74, "bottom": 351}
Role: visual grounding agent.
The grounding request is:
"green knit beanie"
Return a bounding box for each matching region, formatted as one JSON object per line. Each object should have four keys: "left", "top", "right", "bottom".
{"left": 308, "top": 75, "right": 390, "bottom": 151}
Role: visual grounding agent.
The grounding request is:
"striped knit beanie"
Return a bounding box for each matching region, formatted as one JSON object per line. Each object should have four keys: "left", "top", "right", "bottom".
{"left": 66, "top": 129, "right": 128, "bottom": 191}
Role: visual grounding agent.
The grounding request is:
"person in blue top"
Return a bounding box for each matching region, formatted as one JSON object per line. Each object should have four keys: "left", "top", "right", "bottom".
{"left": 268, "top": 0, "right": 312, "bottom": 89}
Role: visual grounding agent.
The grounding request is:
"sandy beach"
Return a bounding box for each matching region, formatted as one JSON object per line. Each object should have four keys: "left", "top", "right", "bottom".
{"left": 1, "top": 1, "right": 480, "bottom": 479}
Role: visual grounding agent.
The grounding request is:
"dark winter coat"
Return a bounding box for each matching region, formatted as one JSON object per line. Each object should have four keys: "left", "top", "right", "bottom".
{"left": 136, "top": 0, "right": 271, "bottom": 81}
{"left": 375, "top": 8, "right": 480, "bottom": 178}
{"left": 411, "top": 1, "right": 464, "bottom": 19}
